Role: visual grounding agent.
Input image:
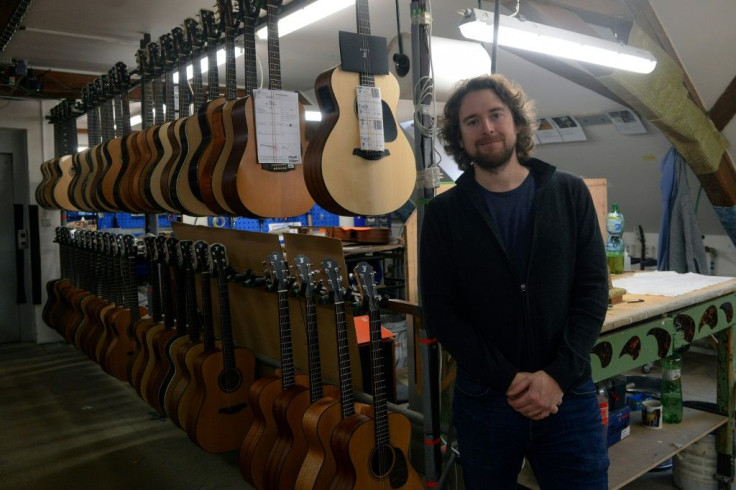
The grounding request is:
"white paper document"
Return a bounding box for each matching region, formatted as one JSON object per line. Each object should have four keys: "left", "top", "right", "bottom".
{"left": 356, "top": 85, "right": 385, "bottom": 152}
{"left": 613, "top": 271, "right": 734, "bottom": 296}
{"left": 253, "top": 89, "right": 302, "bottom": 165}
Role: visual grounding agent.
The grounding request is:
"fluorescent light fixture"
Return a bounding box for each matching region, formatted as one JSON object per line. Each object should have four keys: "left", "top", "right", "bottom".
{"left": 256, "top": 0, "right": 354, "bottom": 40}
{"left": 459, "top": 8, "right": 657, "bottom": 74}
{"left": 130, "top": 114, "right": 142, "bottom": 127}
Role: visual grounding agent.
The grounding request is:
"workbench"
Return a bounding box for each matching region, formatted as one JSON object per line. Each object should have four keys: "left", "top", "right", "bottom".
{"left": 521, "top": 271, "right": 736, "bottom": 489}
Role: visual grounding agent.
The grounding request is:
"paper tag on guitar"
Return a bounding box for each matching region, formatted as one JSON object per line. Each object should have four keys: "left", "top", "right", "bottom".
{"left": 356, "top": 85, "right": 384, "bottom": 152}
{"left": 253, "top": 89, "right": 302, "bottom": 166}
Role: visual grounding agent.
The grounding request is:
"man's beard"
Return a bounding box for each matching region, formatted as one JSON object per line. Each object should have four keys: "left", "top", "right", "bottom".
{"left": 468, "top": 139, "right": 515, "bottom": 171}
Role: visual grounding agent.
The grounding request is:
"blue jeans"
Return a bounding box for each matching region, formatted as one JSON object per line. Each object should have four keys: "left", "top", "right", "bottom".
{"left": 452, "top": 370, "right": 609, "bottom": 489}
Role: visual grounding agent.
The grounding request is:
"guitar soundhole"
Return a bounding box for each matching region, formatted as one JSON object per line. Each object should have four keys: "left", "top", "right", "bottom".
{"left": 218, "top": 368, "right": 242, "bottom": 393}
{"left": 369, "top": 444, "right": 408, "bottom": 487}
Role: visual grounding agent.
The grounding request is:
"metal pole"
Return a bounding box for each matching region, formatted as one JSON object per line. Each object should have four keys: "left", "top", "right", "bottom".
{"left": 410, "top": 0, "right": 443, "bottom": 486}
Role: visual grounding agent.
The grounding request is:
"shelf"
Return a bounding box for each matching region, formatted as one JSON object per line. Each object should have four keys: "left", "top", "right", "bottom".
{"left": 517, "top": 406, "right": 727, "bottom": 489}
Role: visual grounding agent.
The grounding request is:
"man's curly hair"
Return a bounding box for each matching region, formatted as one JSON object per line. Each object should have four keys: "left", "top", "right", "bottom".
{"left": 439, "top": 74, "right": 538, "bottom": 171}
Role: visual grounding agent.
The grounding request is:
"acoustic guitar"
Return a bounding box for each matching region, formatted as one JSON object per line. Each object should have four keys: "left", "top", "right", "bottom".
{"left": 103, "top": 235, "right": 148, "bottom": 382}
{"left": 263, "top": 254, "right": 341, "bottom": 490}
{"left": 68, "top": 86, "right": 95, "bottom": 212}
{"left": 146, "top": 33, "right": 181, "bottom": 215}
{"left": 108, "top": 61, "right": 138, "bottom": 214}
{"left": 170, "top": 10, "right": 219, "bottom": 217}
{"left": 186, "top": 243, "right": 255, "bottom": 453}
{"left": 238, "top": 250, "right": 309, "bottom": 486}
{"left": 53, "top": 100, "right": 80, "bottom": 212}
{"left": 234, "top": 0, "right": 314, "bottom": 218}
{"left": 128, "top": 236, "right": 159, "bottom": 389}
{"left": 175, "top": 239, "right": 219, "bottom": 432}
{"left": 296, "top": 257, "right": 370, "bottom": 490}
{"left": 303, "top": 0, "right": 416, "bottom": 217}
{"left": 159, "top": 24, "right": 192, "bottom": 213}
{"left": 198, "top": 0, "right": 242, "bottom": 216}
{"left": 91, "top": 72, "right": 120, "bottom": 212}
{"left": 330, "top": 262, "right": 422, "bottom": 489}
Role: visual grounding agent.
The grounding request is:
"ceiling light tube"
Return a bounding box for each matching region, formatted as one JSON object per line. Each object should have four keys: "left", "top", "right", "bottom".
{"left": 256, "top": 0, "right": 355, "bottom": 40}
{"left": 459, "top": 8, "right": 657, "bottom": 74}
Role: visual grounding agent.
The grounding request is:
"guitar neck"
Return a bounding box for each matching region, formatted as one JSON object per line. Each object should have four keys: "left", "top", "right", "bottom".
{"left": 164, "top": 69, "right": 176, "bottom": 123}
{"left": 184, "top": 264, "right": 201, "bottom": 342}
{"left": 192, "top": 47, "right": 205, "bottom": 109}
{"left": 216, "top": 264, "right": 236, "bottom": 370}
{"left": 277, "top": 288, "right": 295, "bottom": 389}
{"left": 243, "top": 17, "right": 257, "bottom": 96}
{"left": 224, "top": 24, "right": 236, "bottom": 101}
{"left": 305, "top": 291, "right": 324, "bottom": 403}
{"left": 334, "top": 299, "right": 355, "bottom": 419}
{"left": 125, "top": 236, "right": 141, "bottom": 324}
{"left": 200, "top": 268, "right": 215, "bottom": 350}
{"left": 266, "top": 2, "right": 281, "bottom": 90}
{"left": 206, "top": 40, "right": 219, "bottom": 101}
{"left": 153, "top": 75, "right": 165, "bottom": 126}
{"left": 368, "top": 303, "right": 390, "bottom": 447}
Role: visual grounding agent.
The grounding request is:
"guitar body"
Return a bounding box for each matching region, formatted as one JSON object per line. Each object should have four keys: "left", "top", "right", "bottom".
{"left": 174, "top": 342, "right": 211, "bottom": 431}
{"left": 138, "top": 322, "right": 166, "bottom": 403}
{"left": 163, "top": 339, "right": 201, "bottom": 427}
{"left": 265, "top": 384, "right": 342, "bottom": 490}
{"left": 234, "top": 96, "right": 314, "bottom": 218}
{"left": 53, "top": 155, "right": 79, "bottom": 211}
{"left": 195, "top": 97, "right": 230, "bottom": 215}
{"left": 297, "top": 399, "right": 372, "bottom": 490}
{"left": 159, "top": 117, "right": 189, "bottom": 212}
{"left": 97, "top": 137, "right": 124, "bottom": 211}
{"left": 147, "top": 121, "right": 180, "bottom": 213}
{"left": 238, "top": 373, "right": 308, "bottom": 485}
{"left": 185, "top": 347, "right": 256, "bottom": 453}
{"left": 68, "top": 152, "right": 92, "bottom": 211}
{"left": 144, "top": 328, "right": 178, "bottom": 412}
{"left": 330, "top": 412, "right": 423, "bottom": 490}
{"left": 209, "top": 96, "right": 249, "bottom": 215}
{"left": 104, "top": 306, "right": 148, "bottom": 382}
{"left": 110, "top": 132, "right": 139, "bottom": 213}
{"left": 161, "top": 334, "right": 193, "bottom": 423}
{"left": 136, "top": 125, "right": 166, "bottom": 213}
{"left": 172, "top": 114, "right": 214, "bottom": 216}
{"left": 304, "top": 66, "right": 416, "bottom": 216}
{"left": 128, "top": 315, "right": 154, "bottom": 389}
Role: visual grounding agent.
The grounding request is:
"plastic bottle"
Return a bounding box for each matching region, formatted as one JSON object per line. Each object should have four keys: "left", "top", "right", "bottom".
{"left": 606, "top": 203, "right": 625, "bottom": 274}
{"left": 597, "top": 383, "right": 609, "bottom": 442}
{"left": 661, "top": 353, "right": 683, "bottom": 424}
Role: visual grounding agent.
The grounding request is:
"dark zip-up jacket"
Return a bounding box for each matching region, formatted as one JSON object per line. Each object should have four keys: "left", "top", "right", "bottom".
{"left": 419, "top": 158, "right": 608, "bottom": 394}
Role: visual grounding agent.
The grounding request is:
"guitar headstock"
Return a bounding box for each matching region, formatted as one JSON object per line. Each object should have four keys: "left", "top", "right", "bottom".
{"left": 178, "top": 240, "right": 194, "bottom": 271}
{"left": 165, "top": 237, "right": 179, "bottom": 267}
{"left": 353, "top": 261, "right": 379, "bottom": 311}
{"left": 94, "top": 77, "right": 105, "bottom": 104}
{"left": 321, "top": 257, "right": 345, "bottom": 303}
{"left": 143, "top": 235, "right": 157, "bottom": 264}
{"left": 238, "top": 0, "right": 264, "bottom": 22}
{"left": 160, "top": 33, "right": 176, "bottom": 69}
{"left": 200, "top": 9, "right": 219, "bottom": 44}
{"left": 293, "top": 254, "right": 316, "bottom": 298}
{"left": 123, "top": 234, "right": 136, "bottom": 258}
{"left": 147, "top": 41, "right": 163, "bottom": 77}
{"left": 80, "top": 85, "right": 90, "bottom": 112}
{"left": 115, "top": 62, "right": 130, "bottom": 91}
{"left": 171, "top": 26, "right": 189, "bottom": 62}
{"left": 265, "top": 251, "right": 289, "bottom": 291}
{"left": 194, "top": 240, "right": 210, "bottom": 274}
{"left": 210, "top": 243, "right": 229, "bottom": 278}
{"left": 135, "top": 49, "right": 149, "bottom": 78}
{"left": 108, "top": 67, "right": 120, "bottom": 96}
{"left": 217, "top": 0, "right": 236, "bottom": 32}
{"left": 184, "top": 18, "right": 204, "bottom": 53}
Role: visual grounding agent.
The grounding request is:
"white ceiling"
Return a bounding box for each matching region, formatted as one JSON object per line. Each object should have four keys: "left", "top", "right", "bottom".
{"left": 2, "top": 0, "right": 735, "bottom": 237}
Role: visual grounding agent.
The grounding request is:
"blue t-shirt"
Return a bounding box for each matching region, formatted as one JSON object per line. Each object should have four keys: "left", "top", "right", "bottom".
{"left": 475, "top": 172, "right": 535, "bottom": 279}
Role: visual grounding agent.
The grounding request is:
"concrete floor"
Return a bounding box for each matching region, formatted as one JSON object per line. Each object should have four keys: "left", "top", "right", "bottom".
{"left": 0, "top": 342, "right": 251, "bottom": 490}
{"left": 0, "top": 341, "right": 728, "bottom": 489}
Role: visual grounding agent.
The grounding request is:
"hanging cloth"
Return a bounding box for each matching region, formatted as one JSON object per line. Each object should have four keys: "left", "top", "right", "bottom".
{"left": 657, "top": 147, "right": 708, "bottom": 273}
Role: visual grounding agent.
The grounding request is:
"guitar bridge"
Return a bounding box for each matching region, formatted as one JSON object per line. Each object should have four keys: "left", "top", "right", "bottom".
{"left": 352, "top": 148, "right": 390, "bottom": 161}
{"left": 260, "top": 163, "right": 295, "bottom": 172}
{"left": 218, "top": 402, "right": 247, "bottom": 415}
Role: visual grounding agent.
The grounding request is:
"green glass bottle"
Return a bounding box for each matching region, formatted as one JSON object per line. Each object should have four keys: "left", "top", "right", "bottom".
{"left": 661, "top": 353, "right": 683, "bottom": 424}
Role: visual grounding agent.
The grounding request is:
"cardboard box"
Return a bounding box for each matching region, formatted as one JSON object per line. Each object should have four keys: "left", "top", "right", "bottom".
{"left": 607, "top": 406, "right": 631, "bottom": 447}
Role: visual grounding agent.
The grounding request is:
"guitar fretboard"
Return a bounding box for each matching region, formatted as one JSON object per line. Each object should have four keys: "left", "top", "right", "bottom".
{"left": 356, "top": 0, "right": 376, "bottom": 88}
{"left": 277, "top": 287, "right": 295, "bottom": 389}
{"left": 243, "top": 17, "right": 257, "bottom": 96}
{"left": 266, "top": 2, "right": 281, "bottom": 90}
{"left": 225, "top": 23, "right": 236, "bottom": 101}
